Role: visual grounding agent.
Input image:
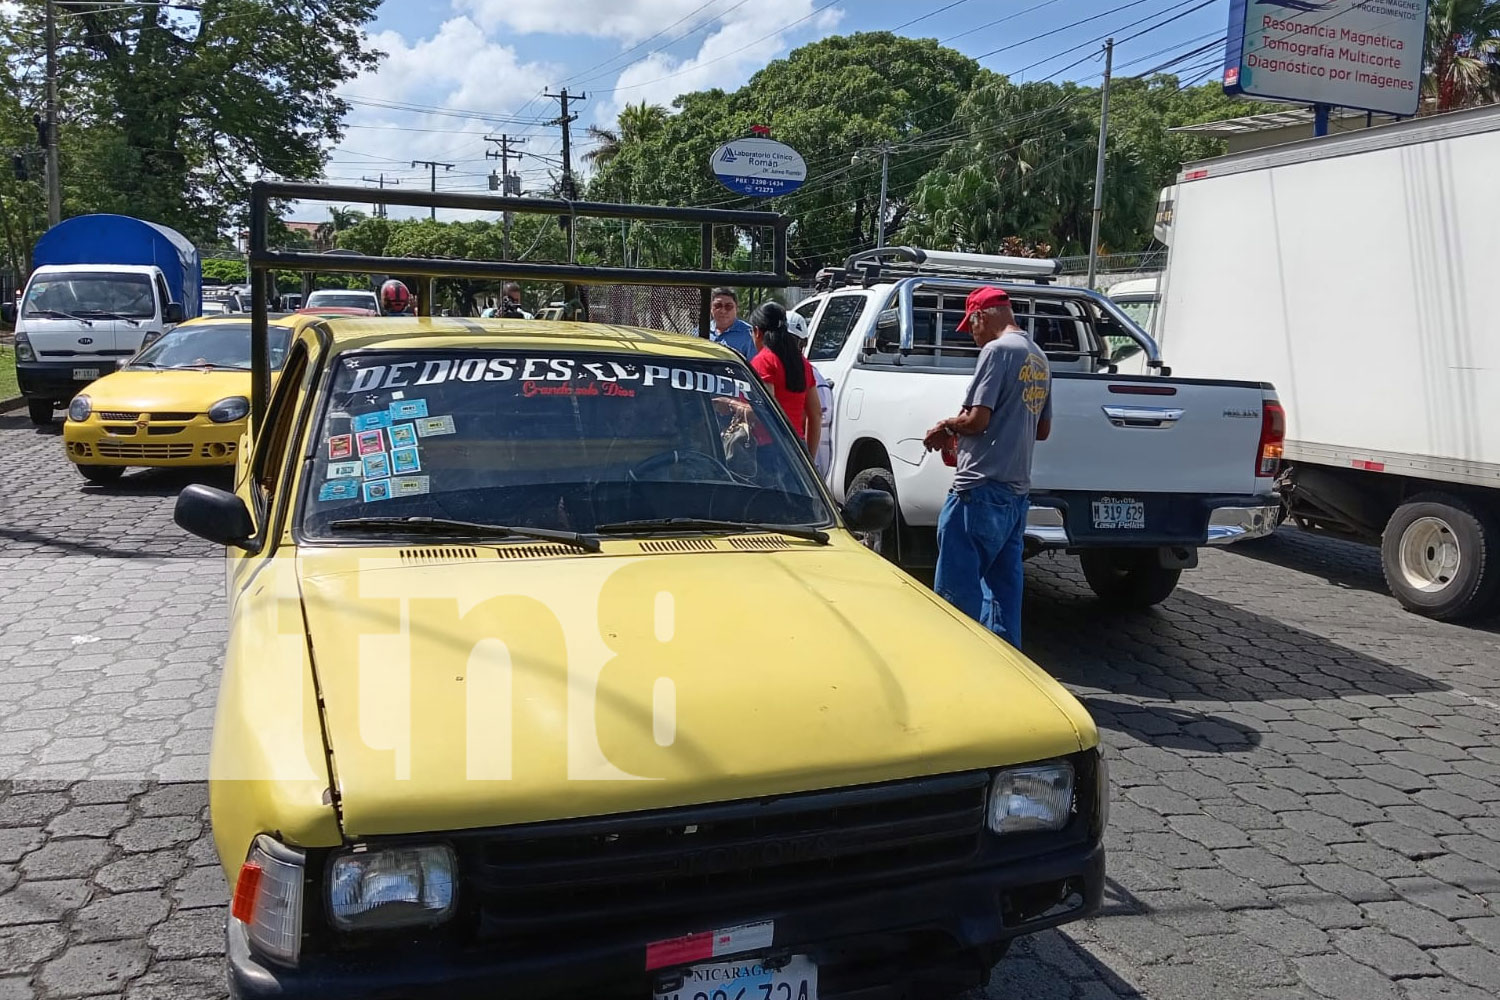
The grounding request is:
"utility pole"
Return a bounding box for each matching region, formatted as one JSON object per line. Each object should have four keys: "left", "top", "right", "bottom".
{"left": 1086, "top": 38, "right": 1114, "bottom": 291}
{"left": 484, "top": 134, "right": 526, "bottom": 258}
{"left": 544, "top": 88, "right": 585, "bottom": 262}
{"left": 410, "top": 159, "right": 454, "bottom": 220}
{"left": 44, "top": 0, "right": 60, "bottom": 227}
{"left": 852, "top": 143, "right": 894, "bottom": 248}
{"left": 361, "top": 174, "right": 400, "bottom": 218}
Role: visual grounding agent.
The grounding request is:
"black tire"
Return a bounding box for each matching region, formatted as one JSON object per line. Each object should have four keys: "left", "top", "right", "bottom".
{"left": 1079, "top": 549, "right": 1182, "bottom": 610}
{"left": 847, "top": 466, "right": 901, "bottom": 564}
{"left": 27, "top": 398, "right": 54, "bottom": 425}
{"left": 77, "top": 464, "right": 125, "bottom": 485}
{"left": 1381, "top": 492, "right": 1500, "bottom": 622}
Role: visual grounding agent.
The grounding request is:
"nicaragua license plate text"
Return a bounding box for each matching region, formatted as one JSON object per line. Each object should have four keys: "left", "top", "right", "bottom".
{"left": 72, "top": 368, "right": 100, "bottom": 380}
{"left": 655, "top": 956, "right": 817, "bottom": 1000}
{"left": 1092, "top": 497, "right": 1145, "bottom": 530}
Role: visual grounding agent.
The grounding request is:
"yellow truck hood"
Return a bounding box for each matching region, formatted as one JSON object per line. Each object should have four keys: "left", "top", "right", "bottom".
{"left": 86, "top": 368, "right": 249, "bottom": 410}
{"left": 296, "top": 542, "right": 1095, "bottom": 837}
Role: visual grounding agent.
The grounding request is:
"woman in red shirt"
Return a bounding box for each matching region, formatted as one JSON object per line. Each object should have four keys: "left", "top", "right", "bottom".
{"left": 747, "top": 302, "right": 822, "bottom": 459}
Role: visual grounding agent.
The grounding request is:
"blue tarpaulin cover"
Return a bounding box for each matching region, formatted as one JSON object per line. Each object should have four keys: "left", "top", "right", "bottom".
{"left": 33, "top": 214, "right": 201, "bottom": 317}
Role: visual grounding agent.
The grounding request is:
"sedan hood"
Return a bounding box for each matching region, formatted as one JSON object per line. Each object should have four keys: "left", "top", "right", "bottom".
{"left": 86, "top": 369, "right": 249, "bottom": 411}
{"left": 296, "top": 542, "right": 1095, "bottom": 837}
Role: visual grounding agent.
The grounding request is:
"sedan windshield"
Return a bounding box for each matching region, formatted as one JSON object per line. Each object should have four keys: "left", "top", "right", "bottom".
{"left": 301, "top": 350, "right": 834, "bottom": 537}
{"left": 22, "top": 272, "right": 155, "bottom": 319}
{"left": 307, "top": 292, "right": 378, "bottom": 310}
{"left": 128, "top": 322, "right": 293, "bottom": 370}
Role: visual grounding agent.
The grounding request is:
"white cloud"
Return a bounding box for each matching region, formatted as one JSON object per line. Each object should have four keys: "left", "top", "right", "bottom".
{"left": 456, "top": 0, "right": 751, "bottom": 42}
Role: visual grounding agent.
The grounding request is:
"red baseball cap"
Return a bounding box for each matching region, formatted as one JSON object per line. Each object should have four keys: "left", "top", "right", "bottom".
{"left": 955, "top": 286, "right": 1010, "bottom": 333}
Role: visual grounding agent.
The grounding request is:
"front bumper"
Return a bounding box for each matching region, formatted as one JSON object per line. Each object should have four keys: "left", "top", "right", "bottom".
{"left": 1025, "top": 491, "right": 1281, "bottom": 550}
{"left": 16, "top": 360, "right": 110, "bottom": 403}
{"left": 63, "top": 413, "right": 241, "bottom": 467}
{"left": 227, "top": 838, "right": 1104, "bottom": 1000}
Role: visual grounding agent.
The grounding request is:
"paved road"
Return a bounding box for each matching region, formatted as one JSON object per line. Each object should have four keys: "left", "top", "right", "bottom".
{"left": 2, "top": 410, "right": 1500, "bottom": 999}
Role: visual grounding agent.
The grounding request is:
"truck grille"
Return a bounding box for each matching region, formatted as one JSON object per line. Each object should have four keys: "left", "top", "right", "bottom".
{"left": 94, "top": 442, "right": 193, "bottom": 460}
{"left": 457, "top": 772, "right": 990, "bottom": 940}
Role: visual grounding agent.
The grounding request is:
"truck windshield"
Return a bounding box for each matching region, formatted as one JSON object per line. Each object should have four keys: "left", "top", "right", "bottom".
{"left": 21, "top": 272, "right": 155, "bottom": 319}
{"left": 301, "top": 350, "right": 834, "bottom": 538}
{"left": 128, "top": 322, "right": 293, "bottom": 370}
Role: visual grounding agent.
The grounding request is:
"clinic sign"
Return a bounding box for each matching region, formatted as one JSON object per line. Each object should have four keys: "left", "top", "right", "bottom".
{"left": 1224, "top": 0, "right": 1428, "bottom": 116}
{"left": 710, "top": 137, "right": 807, "bottom": 198}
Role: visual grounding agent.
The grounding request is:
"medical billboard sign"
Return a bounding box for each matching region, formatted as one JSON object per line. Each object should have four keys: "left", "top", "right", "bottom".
{"left": 710, "top": 138, "right": 808, "bottom": 198}
{"left": 1224, "top": 0, "right": 1428, "bottom": 116}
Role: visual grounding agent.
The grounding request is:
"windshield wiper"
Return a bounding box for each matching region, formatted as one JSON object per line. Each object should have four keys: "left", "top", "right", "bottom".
{"left": 594, "top": 518, "right": 830, "bottom": 545}
{"left": 28, "top": 309, "right": 93, "bottom": 326}
{"left": 78, "top": 311, "right": 141, "bottom": 326}
{"left": 328, "top": 516, "right": 600, "bottom": 552}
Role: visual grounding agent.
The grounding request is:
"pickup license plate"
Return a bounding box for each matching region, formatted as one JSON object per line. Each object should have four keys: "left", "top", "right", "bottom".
{"left": 72, "top": 368, "right": 101, "bottom": 381}
{"left": 1092, "top": 497, "right": 1146, "bottom": 530}
{"left": 654, "top": 955, "right": 817, "bottom": 1000}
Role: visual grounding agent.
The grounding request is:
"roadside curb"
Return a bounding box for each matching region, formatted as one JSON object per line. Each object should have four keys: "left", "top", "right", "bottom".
{"left": 0, "top": 396, "right": 21, "bottom": 413}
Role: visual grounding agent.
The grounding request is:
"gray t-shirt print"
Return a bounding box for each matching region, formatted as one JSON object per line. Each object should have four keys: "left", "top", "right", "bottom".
{"left": 953, "top": 331, "right": 1052, "bottom": 493}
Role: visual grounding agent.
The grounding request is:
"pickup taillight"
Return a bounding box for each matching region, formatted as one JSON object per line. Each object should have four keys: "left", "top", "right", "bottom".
{"left": 1257, "top": 400, "right": 1285, "bottom": 477}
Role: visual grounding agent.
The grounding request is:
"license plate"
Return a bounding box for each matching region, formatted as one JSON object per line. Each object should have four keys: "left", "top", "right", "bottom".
{"left": 72, "top": 368, "right": 101, "bottom": 380}
{"left": 1092, "top": 496, "right": 1145, "bottom": 530}
{"left": 654, "top": 955, "right": 817, "bottom": 1000}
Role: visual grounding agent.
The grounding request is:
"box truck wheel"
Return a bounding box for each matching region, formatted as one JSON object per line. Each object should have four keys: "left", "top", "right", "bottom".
{"left": 1079, "top": 549, "right": 1181, "bottom": 610}
{"left": 848, "top": 466, "right": 901, "bottom": 563}
{"left": 1381, "top": 493, "right": 1500, "bottom": 621}
{"left": 27, "top": 399, "right": 55, "bottom": 425}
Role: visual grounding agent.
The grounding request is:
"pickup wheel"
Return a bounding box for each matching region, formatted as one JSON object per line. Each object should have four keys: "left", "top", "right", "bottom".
{"left": 848, "top": 466, "right": 901, "bottom": 563}
{"left": 1079, "top": 549, "right": 1182, "bottom": 610}
{"left": 1381, "top": 493, "right": 1500, "bottom": 621}
{"left": 27, "top": 398, "right": 55, "bottom": 425}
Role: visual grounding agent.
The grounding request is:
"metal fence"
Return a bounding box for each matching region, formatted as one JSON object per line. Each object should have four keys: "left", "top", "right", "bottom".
{"left": 1055, "top": 250, "right": 1167, "bottom": 275}
{"left": 588, "top": 285, "right": 706, "bottom": 334}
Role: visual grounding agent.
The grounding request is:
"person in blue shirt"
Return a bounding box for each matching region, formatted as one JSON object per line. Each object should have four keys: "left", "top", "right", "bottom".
{"left": 706, "top": 287, "right": 756, "bottom": 360}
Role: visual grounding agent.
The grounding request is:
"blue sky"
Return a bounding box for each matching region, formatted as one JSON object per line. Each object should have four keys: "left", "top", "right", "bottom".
{"left": 318, "top": 0, "right": 1233, "bottom": 219}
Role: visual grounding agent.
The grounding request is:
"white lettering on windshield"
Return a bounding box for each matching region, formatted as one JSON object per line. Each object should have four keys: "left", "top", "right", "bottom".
{"left": 348, "top": 357, "right": 753, "bottom": 399}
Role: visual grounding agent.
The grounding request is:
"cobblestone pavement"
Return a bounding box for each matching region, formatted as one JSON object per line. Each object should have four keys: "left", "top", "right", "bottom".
{"left": 2, "top": 409, "right": 1500, "bottom": 999}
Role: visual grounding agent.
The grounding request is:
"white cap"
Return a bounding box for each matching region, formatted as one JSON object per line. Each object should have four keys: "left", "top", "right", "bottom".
{"left": 786, "top": 311, "right": 810, "bottom": 341}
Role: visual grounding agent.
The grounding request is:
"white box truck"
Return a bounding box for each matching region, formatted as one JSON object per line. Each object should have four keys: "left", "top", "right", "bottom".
{"left": 1157, "top": 105, "right": 1500, "bottom": 621}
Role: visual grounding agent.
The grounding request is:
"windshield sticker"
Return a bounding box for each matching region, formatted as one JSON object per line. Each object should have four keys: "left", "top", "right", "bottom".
{"left": 389, "top": 423, "right": 417, "bottom": 449}
{"left": 352, "top": 410, "right": 392, "bottom": 433}
{"left": 362, "top": 479, "right": 392, "bottom": 503}
{"left": 363, "top": 452, "right": 391, "bottom": 479}
{"left": 328, "top": 434, "right": 353, "bottom": 461}
{"left": 416, "top": 415, "right": 456, "bottom": 438}
{"left": 326, "top": 461, "right": 362, "bottom": 480}
{"left": 319, "top": 479, "right": 360, "bottom": 502}
{"left": 391, "top": 446, "right": 421, "bottom": 475}
{"left": 389, "top": 398, "right": 429, "bottom": 420}
{"left": 356, "top": 429, "right": 385, "bottom": 455}
{"left": 392, "top": 475, "right": 430, "bottom": 497}
{"left": 347, "top": 357, "right": 753, "bottom": 399}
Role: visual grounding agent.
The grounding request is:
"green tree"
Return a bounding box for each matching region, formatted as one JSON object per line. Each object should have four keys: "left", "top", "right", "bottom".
{"left": 1425, "top": 0, "right": 1500, "bottom": 109}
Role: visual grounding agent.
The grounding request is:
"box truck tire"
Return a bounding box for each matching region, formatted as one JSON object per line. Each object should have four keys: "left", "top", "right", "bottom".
{"left": 1381, "top": 494, "right": 1500, "bottom": 622}
{"left": 1079, "top": 549, "right": 1182, "bottom": 610}
{"left": 27, "top": 399, "right": 55, "bottom": 425}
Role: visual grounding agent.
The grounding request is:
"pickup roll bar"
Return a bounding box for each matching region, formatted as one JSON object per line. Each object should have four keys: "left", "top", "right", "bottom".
{"left": 247, "top": 180, "right": 790, "bottom": 430}
{"left": 841, "top": 246, "right": 1062, "bottom": 286}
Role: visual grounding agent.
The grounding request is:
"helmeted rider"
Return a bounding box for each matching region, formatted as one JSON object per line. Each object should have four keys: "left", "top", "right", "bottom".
{"left": 380, "top": 279, "right": 412, "bottom": 316}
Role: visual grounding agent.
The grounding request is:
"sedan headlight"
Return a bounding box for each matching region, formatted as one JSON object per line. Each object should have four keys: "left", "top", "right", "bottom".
{"left": 328, "top": 845, "right": 456, "bottom": 932}
{"left": 988, "top": 762, "right": 1075, "bottom": 835}
{"left": 67, "top": 395, "right": 92, "bottom": 422}
{"left": 15, "top": 332, "right": 35, "bottom": 363}
{"left": 208, "top": 395, "right": 250, "bottom": 423}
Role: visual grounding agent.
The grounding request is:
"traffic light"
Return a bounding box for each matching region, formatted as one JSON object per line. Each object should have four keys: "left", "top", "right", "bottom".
{"left": 12, "top": 153, "right": 27, "bottom": 181}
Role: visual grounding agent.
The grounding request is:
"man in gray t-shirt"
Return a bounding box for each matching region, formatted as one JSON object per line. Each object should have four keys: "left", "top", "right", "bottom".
{"left": 922, "top": 286, "right": 1052, "bottom": 649}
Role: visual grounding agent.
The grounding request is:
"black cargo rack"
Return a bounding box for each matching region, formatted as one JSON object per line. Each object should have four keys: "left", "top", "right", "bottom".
{"left": 247, "top": 180, "right": 790, "bottom": 429}
{"left": 817, "top": 246, "right": 1061, "bottom": 292}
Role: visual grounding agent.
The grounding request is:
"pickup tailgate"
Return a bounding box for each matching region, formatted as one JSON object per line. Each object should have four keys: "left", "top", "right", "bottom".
{"left": 1034, "top": 374, "right": 1269, "bottom": 495}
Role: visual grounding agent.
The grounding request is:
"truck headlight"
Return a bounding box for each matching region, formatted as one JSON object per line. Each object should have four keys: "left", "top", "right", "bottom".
{"left": 67, "top": 395, "right": 92, "bottom": 422}
{"left": 988, "top": 762, "right": 1075, "bottom": 834}
{"left": 208, "top": 396, "right": 250, "bottom": 423}
{"left": 328, "top": 845, "right": 456, "bottom": 932}
{"left": 231, "top": 835, "right": 306, "bottom": 966}
{"left": 15, "top": 332, "right": 34, "bottom": 363}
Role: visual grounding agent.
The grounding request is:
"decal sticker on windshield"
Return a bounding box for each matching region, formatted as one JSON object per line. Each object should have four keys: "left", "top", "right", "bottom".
{"left": 389, "top": 423, "right": 417, "bottom": 449}
{"left": 391, "top": 446, "right": 421, "bottom": 475}
{"left": 352, "top": 410, "right": 392, "bottom": 432}
{"left": 363, "top": 452, "right": 391, "bottom": 479}
{"left": 362, "top": 479, "right": 392, "bottom": 503}
{"left": 389, "top": 398, "right": 429, "bottom": 420}
{"left": 416, "top": 415, "right": 455, "bottom": 438}
{"left": 356, "top": 429, "right": 385, "bottom": 455}
{"left": 327, "top": 461, "right": 362, "bottom": 480}
{"left": 347, "top": 357, "right": 754, "bottom": 399}
{"left": 318, "top": 479, "right": 360, "bottom": 502}
{"left": 392, "top": 475, "right": 429, "bottom": 497}
{"left": 328, "top": 434, "right": 353, "bottom": 461}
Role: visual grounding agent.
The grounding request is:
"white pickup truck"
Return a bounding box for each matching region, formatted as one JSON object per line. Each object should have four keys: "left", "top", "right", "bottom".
{"left": 797, "top": 248, "right": 1284, "bottom": 609}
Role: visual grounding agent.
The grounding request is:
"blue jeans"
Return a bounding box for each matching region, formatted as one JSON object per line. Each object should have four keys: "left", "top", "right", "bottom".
{"left": 934, "top": 482, "right": 1029, "bottom": 649}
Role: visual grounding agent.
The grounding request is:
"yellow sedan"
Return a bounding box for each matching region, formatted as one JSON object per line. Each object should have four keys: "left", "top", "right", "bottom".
{"left": 62, "top": 315, "right": 309, "bottom": 483}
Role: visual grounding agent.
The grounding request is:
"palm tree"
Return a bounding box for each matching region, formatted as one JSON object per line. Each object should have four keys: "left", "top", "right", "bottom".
{"left": 583, "top": 102, "right": 668, "bottom": 166}
{"left": 1425, "top": 0, "right": 1500, "bottom": 110}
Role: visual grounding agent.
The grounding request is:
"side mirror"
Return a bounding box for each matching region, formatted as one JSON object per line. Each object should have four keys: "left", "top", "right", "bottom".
{"left": 174, "top": 484, "right": 258, "bottom": 551}
{"left": 1, "top": 302, "right": 14, "bottom": 324}
{"left": 162, "top": 302, "right": 185, "bottom": 324}
{"left": 842, "top": 488, "right": 895, "bottom": 535}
